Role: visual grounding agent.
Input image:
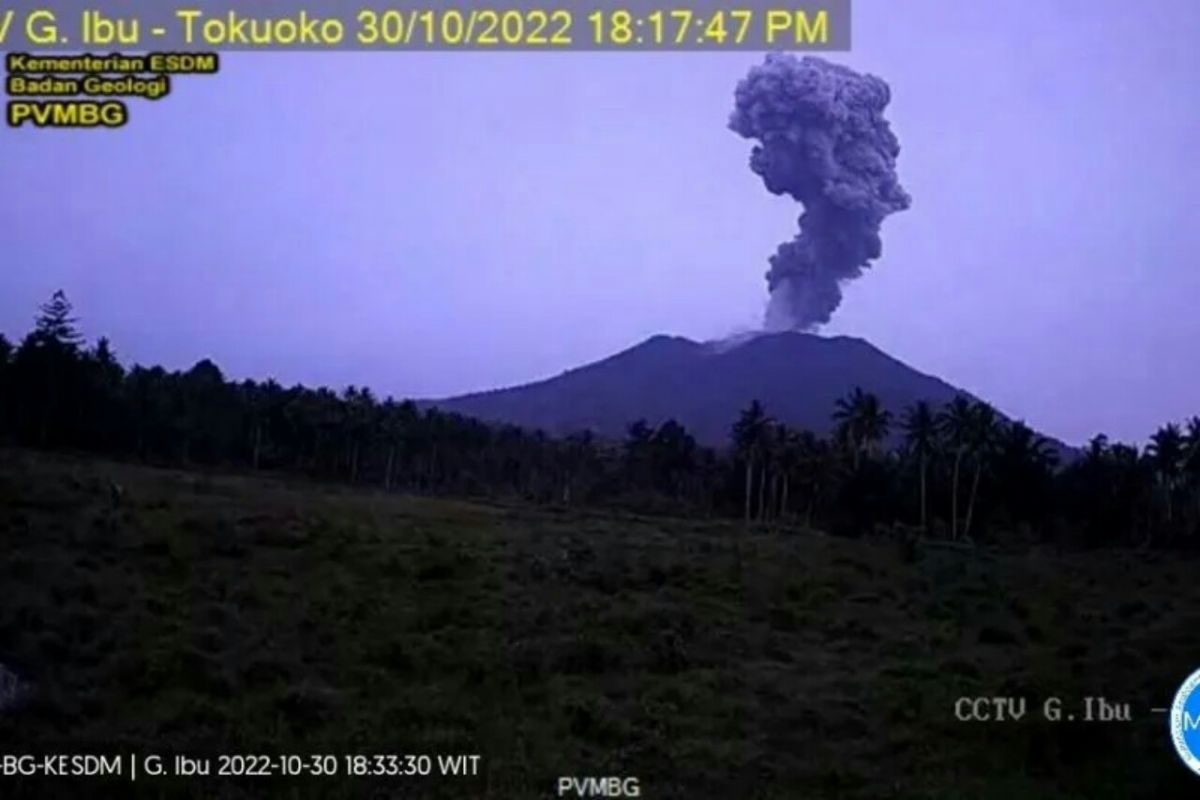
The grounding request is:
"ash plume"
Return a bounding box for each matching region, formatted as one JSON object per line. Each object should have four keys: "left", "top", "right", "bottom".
{"left": 729, "top": 54, "right": 911, "bottom": 330}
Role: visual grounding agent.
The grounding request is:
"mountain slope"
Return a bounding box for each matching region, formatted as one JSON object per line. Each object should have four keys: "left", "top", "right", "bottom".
{"left": 428, "top": 332, "right": 983, "bottom": 447}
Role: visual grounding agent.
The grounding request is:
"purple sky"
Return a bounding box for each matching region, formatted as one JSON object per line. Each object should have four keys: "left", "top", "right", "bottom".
{"left": 3, "top": 0, "right": 1199, "bottom": 445}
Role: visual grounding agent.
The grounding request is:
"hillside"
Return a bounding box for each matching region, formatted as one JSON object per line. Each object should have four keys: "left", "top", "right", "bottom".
{"left": 430, "top": 332, "right": 981, "bottom": 447}
{"left": 0, "top": 449, "right": 1193, "bottom": 798}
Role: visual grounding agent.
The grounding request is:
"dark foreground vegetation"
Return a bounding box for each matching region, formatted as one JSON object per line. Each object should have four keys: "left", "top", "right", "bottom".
{"left": 3, "top": 293, "right": 1200, "bottom": 797}
{"left": 2, "top": 292, "right": 1199, "bottom": 550}
{"left": 2, "top": 448, "right": 1200, "bottom": 799}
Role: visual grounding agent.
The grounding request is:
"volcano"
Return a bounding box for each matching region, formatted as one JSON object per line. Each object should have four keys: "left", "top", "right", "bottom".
{"left": 427, "top": 332, "right": 1034, "bottom": 450}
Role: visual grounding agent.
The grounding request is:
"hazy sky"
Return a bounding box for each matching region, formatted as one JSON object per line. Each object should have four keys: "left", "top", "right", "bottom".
{"left": 3, "top": 0, "right": 1198, "bottom": 445}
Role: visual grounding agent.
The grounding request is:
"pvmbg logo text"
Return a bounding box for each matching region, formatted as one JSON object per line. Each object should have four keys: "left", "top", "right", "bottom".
{"left": 1170, "top": 669, "right": 1200, "bottom": 775}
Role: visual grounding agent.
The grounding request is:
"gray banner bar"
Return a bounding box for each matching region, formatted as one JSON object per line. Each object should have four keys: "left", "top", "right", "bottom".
{"left": 0, "top": 0, "right": 849, "bottom": 51}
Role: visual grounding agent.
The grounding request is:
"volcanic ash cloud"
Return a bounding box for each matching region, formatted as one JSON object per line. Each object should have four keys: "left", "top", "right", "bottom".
{"left": 729, "top": 54, "right": 911, "bottom": 331}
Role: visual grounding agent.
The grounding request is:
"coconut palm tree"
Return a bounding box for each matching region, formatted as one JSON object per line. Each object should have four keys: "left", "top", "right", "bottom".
{"left": 961, "top": 401, "right": 1000, "bottom": 540}
{"left": 833, "top": 387, "right": 892, "bottom": 470}
{"left": 937, "top": 396, "right": 974, "bottom": 540}
{"left": 901, "top": 400, "right": 939, "bottom": 533}
{"left": 859, "top": 396, "right": 892, "bottom": 456}
{"left": 755, "top": 421, "right": 778, "bottom": 522}
{"left": 832, "top": 387, "right": 864, "bottom": 458}
{"left": 732, "top": 400, "right": 771, "bottom": 524}
{"left": 651, "top": 420, "right": 697, "bottom": 499}
{"left": 1185, "top": 417, "right": 1200, "bottom": 450}
{"left": 1185, "top": 417, "right": 1200, "bottom": 468}
{"left": 561, "top": 429, "right": 600, "bottom": 505}
{"left": 624, "top": 419, "right": 654, "bottom": 489}
{"left": 1085, "top": 434, "right": 1109, "bottom": 464}
{"left": 772, "top": 424, "right": 802, "bottom": 521}
{"left": 997, "top": 421, "right": 1056, "bottom": 475}
{"left": 379, "top": 398, "right": 419, "bottom": 492}
{"left": 1148, "top": 423, "right": 1186, "bottom": 529}
{"left": 789, "top": 429, "right": 830, "bottom": 528}
{"left": 341, "top": 385, "right": 377, "bottom": 483}
{"left": 992, "top": 419, "right": 1057, "bottom": 522}
{"left": 1180, "top": 417, "right": 1200, "bottom": 540}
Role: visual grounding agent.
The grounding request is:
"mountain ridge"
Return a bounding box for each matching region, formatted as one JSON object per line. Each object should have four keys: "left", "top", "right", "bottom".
{"left": 427, "top": 331, "right": 1041, "bottom": 450}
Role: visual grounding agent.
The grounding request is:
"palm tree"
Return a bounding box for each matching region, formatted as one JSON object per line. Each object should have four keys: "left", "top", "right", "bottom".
{"left": 832, "top": 388, "right": 862, "bottom": 457}
{"left": 561, "top": 430, "right": 598, "bottom": 504}
{"left": 0, "top": 335, "right": 11, "bottom": 434}
{"left": 901, "top": 401, "right": 938, "bottom": 533}
{"left": 1185, "top": 417, "right": 1200, "bottom": 455}
{"left": 1185, "top": 417, "right": 1200, "bottom": 468}
{"left": 1184, "top": 417, "right": 1200, "bottom": 540}
{"left": 1116, "top": 443, "right": 1157, "bottom": 545}
{"left": 624, "top": 419, "right": 654, "bottom": 489}
{"left": 937, "top": 396, "right": 974, "bottom": 540}
{"left": 961, "top": 401, "right": 999, "bottom": 540}
{"left": 1148, "top": 423, "right": 1185, "bottom": 529}
{"left": 650, "top": 420, "right": 697, "bottom": 499}
{"left": 238, "top": 380, "right": 265, "bottom": 470}
{"left": 379, "top": 398, "right": 418, "bottom": 491}
{"left": 755, "top": 422, "right": 778, "bottom": 521}
{"left": 833, "top": 387, "right": 892, "bottom": 470}
{"left": 989, "top": 418, "right": 1057, "bottom": 529}
{"left": 732, "top": 400, "right": 770, "bottom": 524}
{"left": 341, "top": 385, "right": 377, "bottom": 483}
{"left": 1085, "top": 434, "right": 1109, "bottom": 464}
{"left": 998, "top": 420, "right": 1055, "bottom": 469}
{"left": 795, "top": 431, "right": 830, "bottom": 527}
{"left": 772, "top": 425, "right": 803, "bottom": 521}
{"left": 860, "top": 399, "right": 892, "bottom": 456}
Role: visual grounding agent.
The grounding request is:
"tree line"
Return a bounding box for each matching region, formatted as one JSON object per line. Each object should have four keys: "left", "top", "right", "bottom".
{"left": 2, "top": 292, "right": 1198, "bottom": 548}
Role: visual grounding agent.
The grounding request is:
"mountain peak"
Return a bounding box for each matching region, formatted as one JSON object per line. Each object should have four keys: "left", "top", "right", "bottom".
{"left": 428, "top": 331, "right": 1043, "bottom": 450}
{"left": 625, "top": 333, "right": 702, "bottom": 354}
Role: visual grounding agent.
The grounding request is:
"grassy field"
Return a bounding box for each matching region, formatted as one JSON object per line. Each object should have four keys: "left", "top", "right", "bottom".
{"left": 1, "top": 448, "right": 1198, "bottom": 799}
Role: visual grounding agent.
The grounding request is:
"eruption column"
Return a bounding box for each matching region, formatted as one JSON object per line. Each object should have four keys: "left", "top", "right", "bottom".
{"left": 729, "top": 54, "right": 911, "bottom": 330}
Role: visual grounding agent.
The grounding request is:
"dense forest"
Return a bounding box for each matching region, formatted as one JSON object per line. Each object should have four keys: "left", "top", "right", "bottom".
{"left": 1, "top": 291, "right": 1198, "bottom": 548}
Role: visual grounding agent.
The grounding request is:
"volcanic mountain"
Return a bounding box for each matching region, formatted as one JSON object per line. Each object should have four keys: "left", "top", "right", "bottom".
{"left": 428, "top": 332, "right": 1014, "bottom": 449}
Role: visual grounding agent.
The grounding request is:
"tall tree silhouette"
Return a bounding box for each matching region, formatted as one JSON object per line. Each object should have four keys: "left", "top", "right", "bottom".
{"left": 34, "top": 290, "right": 84, "bottom": 349}
{"left": 992, "top": 420, "right": 1057, "bottom": 527}
{"left": 833, "top": 387, "right": 891, "bottom": 470}
{"left": 772, "top": 425, "right": 801, "bottom": 521}
{"left": 17, "top": 290, "right": 86, "bottom": 445}
{"left": 0, "top": 334, "right": 13, "bottom": 438}
{"left": 624, "top": 419, "right": 655, "bottom": 490}
{"left": 560, "top": 430, "right": 599, "bottom": 504}
{"left": 83, "top": 337, "right": 125, "bottom": 451}
{"left": 732, "top": 401, "right": 770, "bottom": 524}
{"left": 1148, "top": 423, "right": 1185, "bottom": 534}
{"left": 1184, "top": 417, "right": 1200, "bottom": 539}
{"left": 961, "top": 401, "right": 999, "bottom": 540}
{"left": 938, "top": 396, "right": 974, "bottom": 540}
{"left": 652, "top": 420, "right": 697, "bottom": 499}
{"left": 902, "top": 401, "right": 938, "bottom": 534}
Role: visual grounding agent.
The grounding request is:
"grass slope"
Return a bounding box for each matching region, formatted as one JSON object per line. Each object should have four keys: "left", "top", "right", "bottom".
{"left": 0, "top": 448, "right": 1197, "bottom": 798}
